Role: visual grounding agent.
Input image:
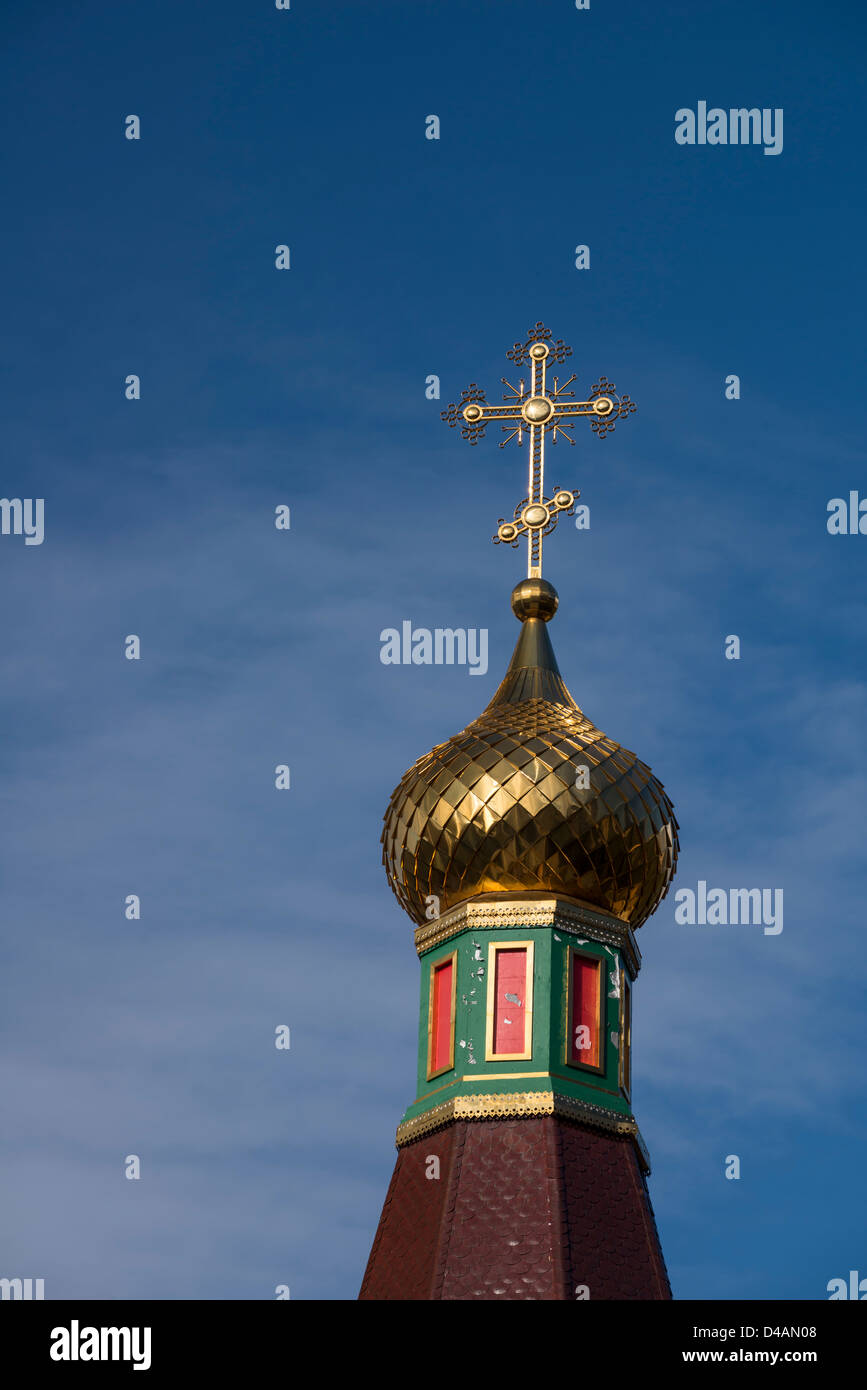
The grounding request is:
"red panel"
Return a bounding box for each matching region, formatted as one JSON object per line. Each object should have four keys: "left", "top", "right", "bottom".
{"left": 431, "top": 960, "right": 454, "bottom": 1073}
{"left": 570, "top": 955, "right": 601, "bottom": 1066}
{"left": 492, "top": 948, "right": 528, "bottom": 1054}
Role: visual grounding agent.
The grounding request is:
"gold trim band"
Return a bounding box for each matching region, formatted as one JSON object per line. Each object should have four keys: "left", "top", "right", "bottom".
{"left": 414, "top": 896, "right": 641, "bottom": 979}
{"left": 395, "top": 1088, "right": 651, "bottom": 1173}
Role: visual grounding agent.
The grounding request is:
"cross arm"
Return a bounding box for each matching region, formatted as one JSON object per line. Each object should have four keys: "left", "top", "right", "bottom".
{"left": 552, "top": 378, "right": 636, "bottom": 437}
{"left": 441, "top": 386, "right": 525, "bottom": 445}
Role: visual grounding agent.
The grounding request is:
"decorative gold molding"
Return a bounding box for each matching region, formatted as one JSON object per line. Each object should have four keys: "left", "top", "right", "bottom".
{"left": 458, "top": 1071, "right": 549, "bottom": 1082}
{"left": 414, "top": 895, "right": 641, "bottom": 978}
{"left": 395, "top": 1088, "right": 651, "bottom": 1173}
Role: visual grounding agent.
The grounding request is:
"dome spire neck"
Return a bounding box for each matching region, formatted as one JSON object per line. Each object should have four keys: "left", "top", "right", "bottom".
{"left": 487, "top": 579, "right": 577, "bottom": 710}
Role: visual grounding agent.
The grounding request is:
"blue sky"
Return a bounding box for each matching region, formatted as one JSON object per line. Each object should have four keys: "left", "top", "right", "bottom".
{"left": 1, "top": 0, "right": 865, "bottom": 1299}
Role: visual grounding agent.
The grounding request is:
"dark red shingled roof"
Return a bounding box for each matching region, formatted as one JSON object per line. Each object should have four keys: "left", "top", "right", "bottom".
{"left": 359, "top": 1116, "right": 671, "bottom": 1300}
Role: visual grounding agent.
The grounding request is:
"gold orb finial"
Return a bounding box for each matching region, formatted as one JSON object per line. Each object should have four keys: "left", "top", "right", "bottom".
{"left": 511, "top": 577, "right": 558, "bottom": 622}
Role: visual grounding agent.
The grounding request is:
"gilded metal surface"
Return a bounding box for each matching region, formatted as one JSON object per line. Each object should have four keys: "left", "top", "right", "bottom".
{"left": 412, "top": 896, "right": 642, "bottom": 979}
{"left": 510, "top": 577, "right": 559, "bottom": 622}
{"left": 383, "top": 582, "right": 679, "bottom": 931}
{"left": 441, "top": 322, "right": 636, "bottom": 578}
{"left": 495, "top": 487, "right": 578, "bottom": 552}
{"left": 395, "top": 1089, "right": 651, "bottom": 1172}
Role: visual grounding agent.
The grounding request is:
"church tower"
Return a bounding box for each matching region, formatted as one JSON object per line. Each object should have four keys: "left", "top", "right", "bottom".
{"left": 360, "top": 324, "right": 679, "bottom": 1301}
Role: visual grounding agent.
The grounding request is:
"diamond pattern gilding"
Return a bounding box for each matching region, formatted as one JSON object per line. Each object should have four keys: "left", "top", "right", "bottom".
{"left": 382, "top": 612, "right": 679, "bottom": 928}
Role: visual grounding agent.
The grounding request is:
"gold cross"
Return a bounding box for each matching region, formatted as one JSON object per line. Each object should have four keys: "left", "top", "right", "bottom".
{"left": 442, "top": 321, "right": 636, "bottom": 578}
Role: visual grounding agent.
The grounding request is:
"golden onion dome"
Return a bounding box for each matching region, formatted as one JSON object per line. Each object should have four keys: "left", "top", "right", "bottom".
{"left": 382, "top": 578, "right": 678, "bottom": 929}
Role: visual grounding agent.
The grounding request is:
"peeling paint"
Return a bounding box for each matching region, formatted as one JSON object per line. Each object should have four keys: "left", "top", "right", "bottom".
{"left": 610, "top": 1030, "right": 619, "bottom": 1049}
